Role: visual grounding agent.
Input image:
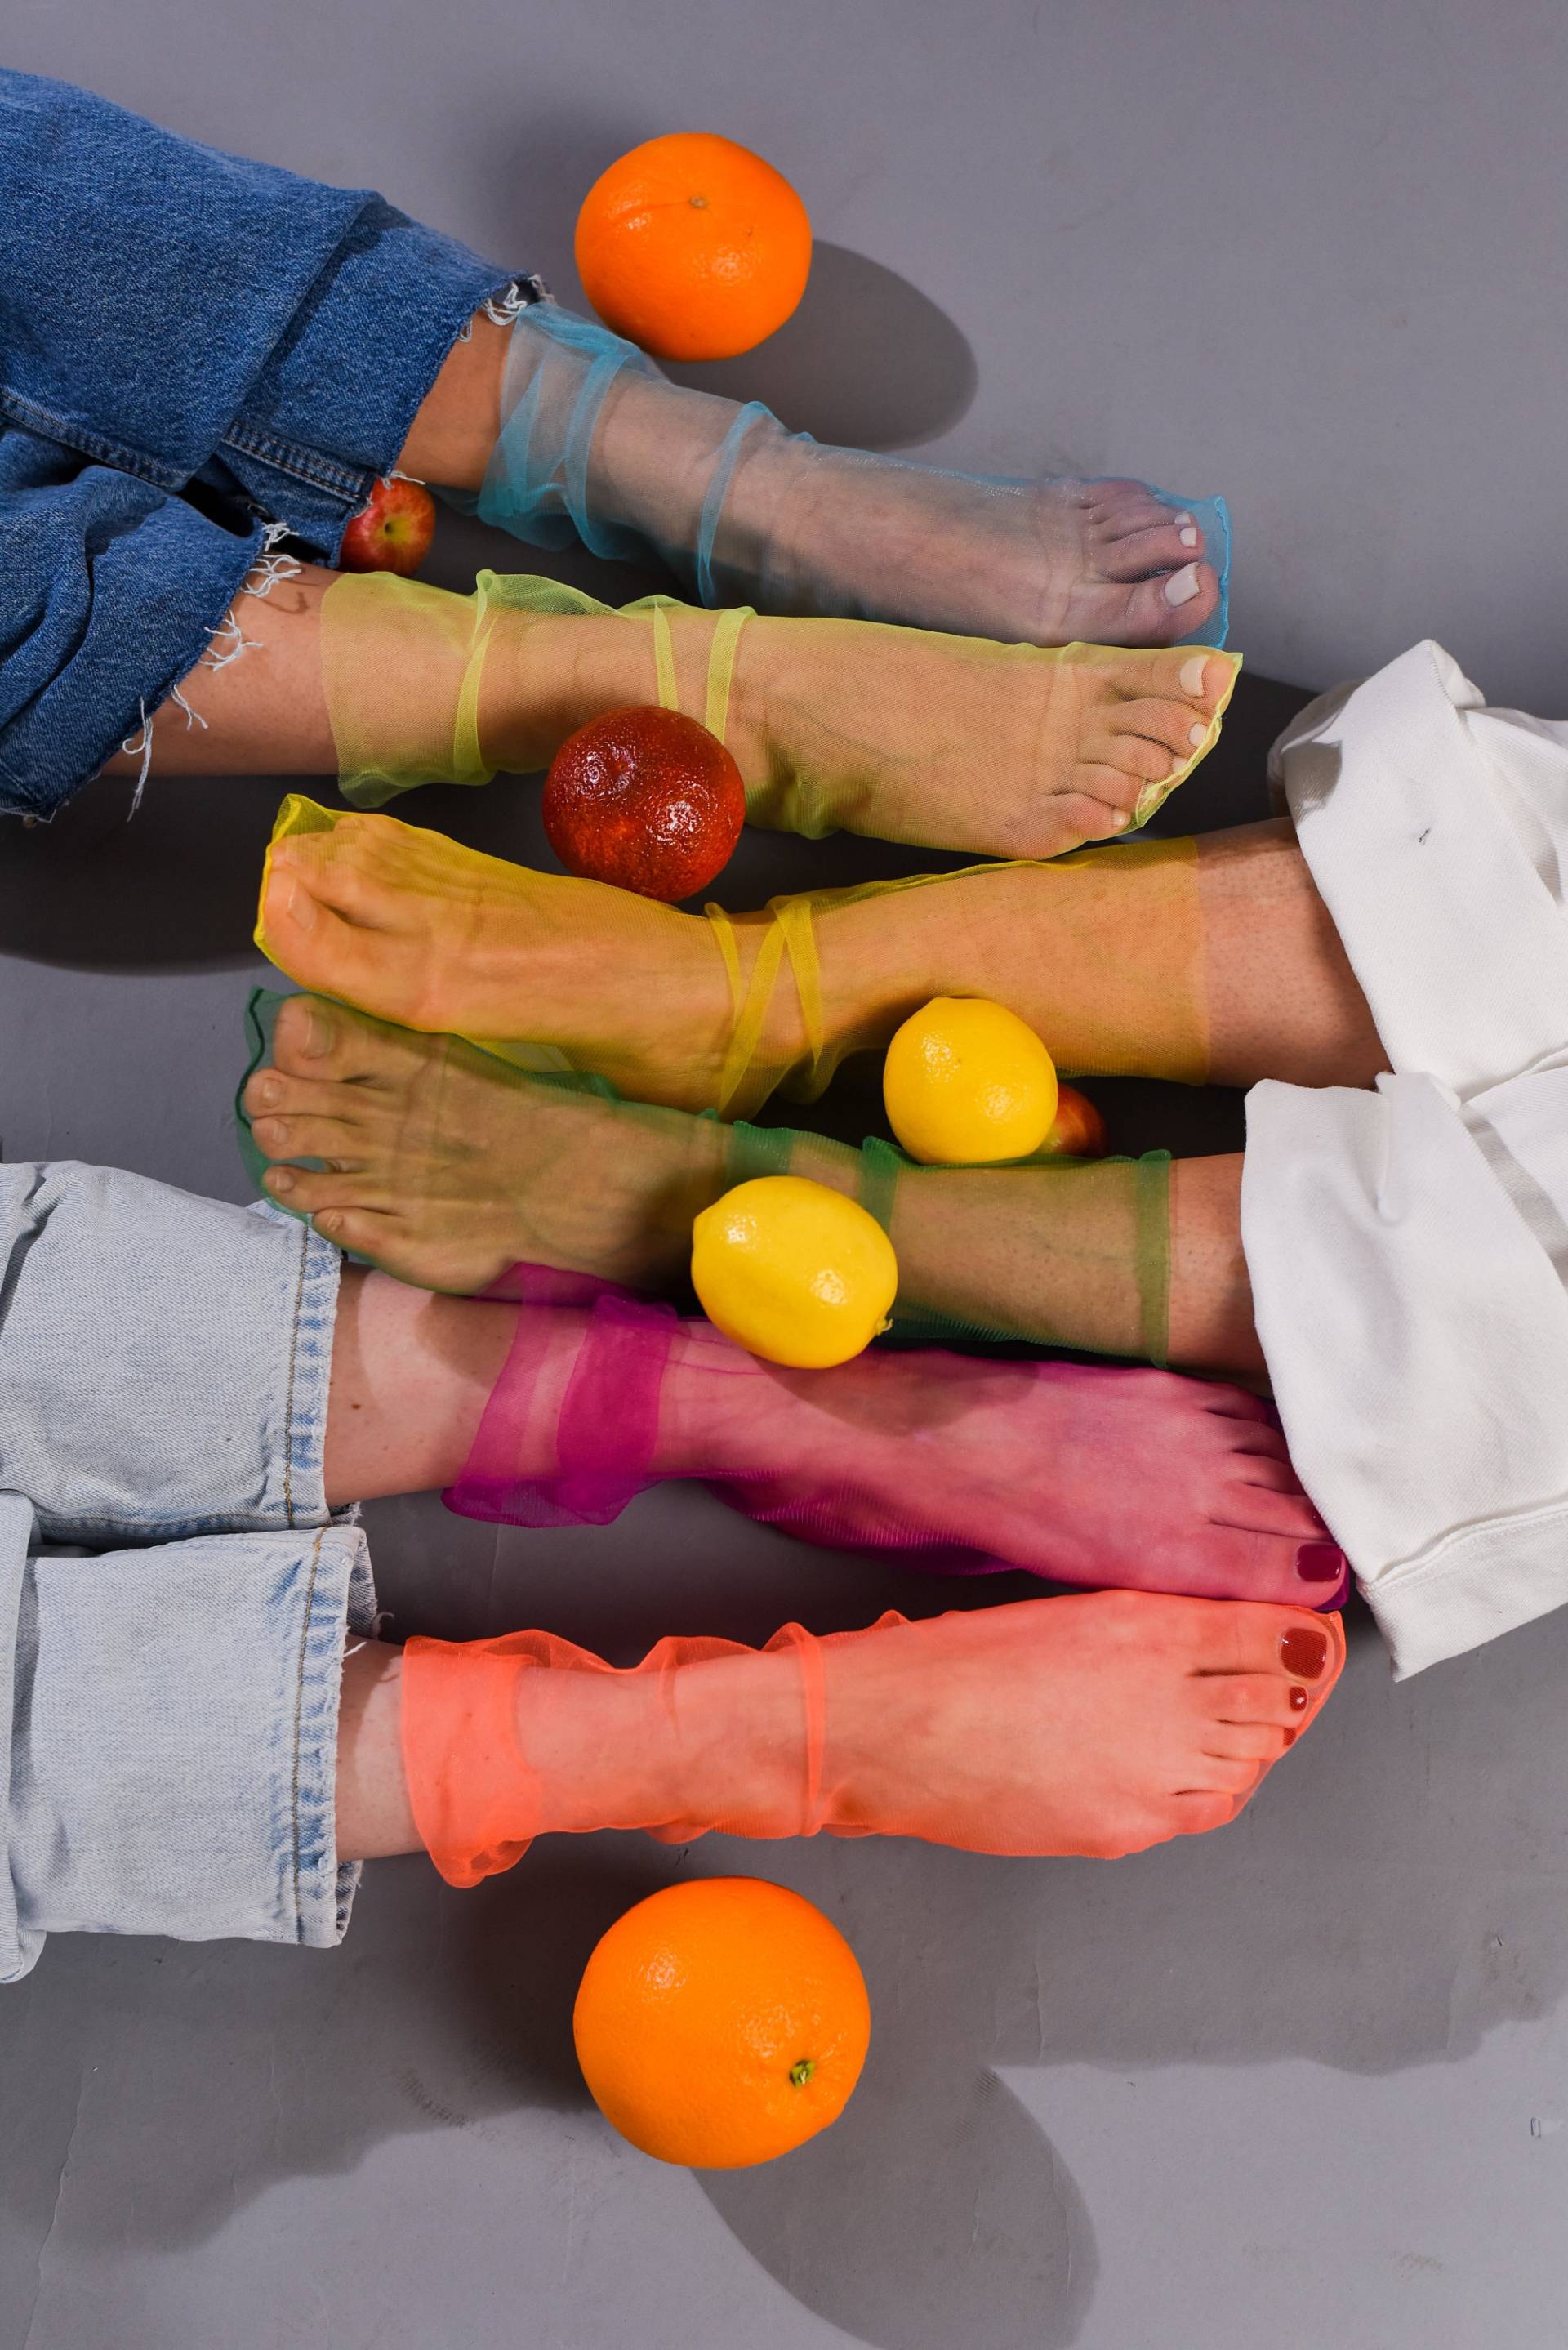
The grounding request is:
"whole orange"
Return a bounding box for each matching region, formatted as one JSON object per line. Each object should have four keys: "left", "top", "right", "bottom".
{"left": 574, "top": 132, "right": 813, "bottom": 361}
{"left": 573, "top": 1877, "right": 871, "bottom": 2168}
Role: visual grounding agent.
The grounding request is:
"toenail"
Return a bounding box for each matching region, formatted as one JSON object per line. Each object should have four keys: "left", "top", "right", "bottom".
{"left": 1282, "top": 1727, "right": 1298, "bottom": 1746}
{"left": 1178, "top": 655, "right": 1209, "bottom": 697}
{"left": 1174, "top": 511, "right": 1194, "bottom": 527}
{"left": 1188, "top": 721, "right": 1209, "bottom": 748}
{"left": 1167, "top": 751, "right": 1186, "bottom": 777}
{"left": 251, "top": 1072, "right": 282, "bottom": 1109}
{"left": 1110, "top": 810, "right": 1130, "bottom": 830}
{"left": 1281, "top": 1626, "right": 1329, "bottom": 1680}
{"left": 1164, "top": 563, "right": 1201, "bottom": 607}
{"left": 268, "top": 1167, "right": 295, "bottom": 1196}
{"left": 301, "top": 1006, "right": 331, "bottom": 1056}
{"left": 285, "top": 882, "right": 317, "bottom": 931}
{"left": 1179, "top": 525, "right": 1199, "bottom": 548}
{"left": 1296, "top": 1542, "right": 1346, "bottom": 1584}
{"left": 1289, "top": 1687, "right": 1308, "bottom": 1713}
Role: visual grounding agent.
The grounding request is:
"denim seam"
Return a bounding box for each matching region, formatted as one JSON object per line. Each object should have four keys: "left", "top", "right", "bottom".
{"left": 290, "top": 1528, "right": 326, "bottom": 1933}
{"left": 0, "top": 386, "right": 185, "bottom": 489}
{"left": 219, "top": 423, "right": 374, "bottom": 505}
{"left": 283, "top": 1218, "right": 310, "bottom": 1531}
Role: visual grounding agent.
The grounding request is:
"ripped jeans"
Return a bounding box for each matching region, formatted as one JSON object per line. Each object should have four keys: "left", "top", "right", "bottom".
{"left": 0, "top": 68, "right": 534, "bottom": 821}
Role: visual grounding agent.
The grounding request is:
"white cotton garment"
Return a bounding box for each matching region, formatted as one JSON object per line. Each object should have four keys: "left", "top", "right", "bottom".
{"left": 1245, "top": 640, "right": 1568, "bottom": 1676}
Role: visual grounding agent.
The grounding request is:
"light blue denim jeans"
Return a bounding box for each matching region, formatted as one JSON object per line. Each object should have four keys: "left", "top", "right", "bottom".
{"left": 0, "top": 1162, "right": 375, "bottom": 1982}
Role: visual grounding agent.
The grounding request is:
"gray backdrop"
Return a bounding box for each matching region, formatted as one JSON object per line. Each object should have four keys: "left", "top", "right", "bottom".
{"left": 3, "top": 7, "right": 1568, "bottom": 2346}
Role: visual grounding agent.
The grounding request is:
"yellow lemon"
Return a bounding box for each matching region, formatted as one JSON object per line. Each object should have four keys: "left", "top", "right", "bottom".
{"left": 883, "top": 997, "right": 1058, "bottom": 1165}
{"left": 691, "top": 1176, "right": 898, "bottom": 1368}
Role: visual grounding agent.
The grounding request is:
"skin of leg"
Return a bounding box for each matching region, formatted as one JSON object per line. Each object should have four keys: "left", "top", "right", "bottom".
{"left": 395, "top": 307, "right": 1227, "bottom": 649}
{"left": 320, "top": 1226, "right": 1328, "bottom": 1604}
{"left": 105, "top": 555, "right": 1232, "bottom": 862}
{"left": 336, "top": 1595, "right": 1345, "bottom": 1864}
{"left": 252, "top": 1000, "right": 1266, "bottom": 1373}
{"left": 260, "top": 811, "right": 1383, "bottom": 1119}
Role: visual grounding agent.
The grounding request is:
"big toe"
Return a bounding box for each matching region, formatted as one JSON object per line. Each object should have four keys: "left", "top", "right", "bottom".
{"left": 271, "top": 992, "right": 425, "bottom": 1086}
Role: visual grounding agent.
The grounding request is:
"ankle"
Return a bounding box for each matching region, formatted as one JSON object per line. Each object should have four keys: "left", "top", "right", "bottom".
{"left": 479, "top": 612, "right": 648, "bottom": 773}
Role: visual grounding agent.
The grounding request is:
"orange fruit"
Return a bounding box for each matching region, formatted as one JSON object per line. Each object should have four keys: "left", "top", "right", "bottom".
{"left": 573, "top": 1877, "right": 871, "bottom": 2168}
{"left": 575, "top": 132, "right": 813, "bottom": 361}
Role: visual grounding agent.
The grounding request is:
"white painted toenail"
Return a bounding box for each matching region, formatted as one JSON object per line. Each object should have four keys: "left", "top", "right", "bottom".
{"left": 1168, "top": 752, "right": 1186, "bottom": 777}
{"left": 1164, "top": 564, "right": 1201, "bottom": 607}
{"left": 1179, "top": 526, "right": 1199, "bottom": 548}
{"left": 1188, "top": 721, "right": 1209, "bottom": 748}
{"left": 1174, "top": 511, "right": 1194, "bottom": 527}
{"left": 1179, "top": 656, "right": 1210, "bottom": 698}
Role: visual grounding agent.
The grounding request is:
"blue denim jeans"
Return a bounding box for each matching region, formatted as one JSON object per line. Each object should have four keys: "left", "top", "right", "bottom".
{"left": 0, "top": 69, "right": 528, "bottom": 821}
{"left": 0, "top": 1162, "right": 374, "bottom": 1982}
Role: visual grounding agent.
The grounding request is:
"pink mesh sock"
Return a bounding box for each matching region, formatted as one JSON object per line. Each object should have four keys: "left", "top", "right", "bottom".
{"left": 443, "top": 1268, "right": 1348, "bottom": 1608}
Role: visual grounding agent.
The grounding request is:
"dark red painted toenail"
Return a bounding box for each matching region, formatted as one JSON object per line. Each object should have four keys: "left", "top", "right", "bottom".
{"left": 1289, "top": 1685, "right": 1309, "bottom": 1713}
{"left": 1281, "top": 1627, "right": 1328, "bottom": 1680}
{"left": 1296, "top": 1542, "right": 1346, "bottom": 1583}
{"left": 1282, "top": 1728, "right": 1298, "bottom": 1746}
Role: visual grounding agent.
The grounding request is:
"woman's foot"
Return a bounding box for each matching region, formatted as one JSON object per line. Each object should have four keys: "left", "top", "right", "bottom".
{"left": 258, "top": 811, "right": 783, "bottom": 1112}
{"left": 244, "top": 995, "right": 735, "bottom": 1290}
{"left": 696, "top": 1349, "right": 1346, "bottom": 1608}
{"left": 792, "top": 1594, "right": 1343, "bottom": 1857}
{"left": 754, "top": 468, "right": 1227, "bottom": 654}
{"left": 725, "top": 620, "right": 1240, "bottom": 854}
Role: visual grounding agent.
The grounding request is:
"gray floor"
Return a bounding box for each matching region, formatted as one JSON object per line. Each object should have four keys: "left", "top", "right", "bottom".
{"left": 3, "top": 7, "right": 1568, "bottom": 2345}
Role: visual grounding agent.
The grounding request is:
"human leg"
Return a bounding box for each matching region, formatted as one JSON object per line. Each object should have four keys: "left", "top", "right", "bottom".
{"left": 352, "top": 1594, "right": 1342, "bottom": 1871}
{"left": 255, "top": 807, "right": 1381, "bottom": 1124}
{"left": 105, "top": 551, "right": 1237, "bottom": 858}
{"left": 412, "top": 299, "right": 1232, "bottom": 649}
{"left": 243, "top": 993, "right": 1262, "bottom": 1371}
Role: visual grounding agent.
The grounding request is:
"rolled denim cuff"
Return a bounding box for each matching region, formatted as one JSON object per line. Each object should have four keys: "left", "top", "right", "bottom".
{"left": 214, "top": 203, "right": 528, "bottom": 560}
{"left": 3, "top": 1523, "right": 376, "bottom": 1978}
{"left": 0, "top": 463, "right": 265, "bottom": 822}
{"left": 0, "top": 1164, "right": 342, "bottom": 1542}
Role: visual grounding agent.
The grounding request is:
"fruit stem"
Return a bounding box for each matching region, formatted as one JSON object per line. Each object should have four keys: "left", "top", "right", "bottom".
{"left": 788, "top": 2058, "right": 816, "bottom": 2089}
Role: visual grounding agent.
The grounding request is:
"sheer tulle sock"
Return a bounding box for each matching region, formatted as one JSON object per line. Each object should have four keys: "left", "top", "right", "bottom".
{"left": 402, "top": 1590, "right": 1343, "bottom": 1885}
{"left": 254, "top": 802, "right": 1209, "bottom": 1121}
{"left": 316, "top": 568, "right": 1239, "bottom": 853}
{"left": 434, "top": 1273, "right": 1344, "bottom": 1608}
{"left": 238, "top": 992, "right": 1177, "bottom": 1360}
{"left": 450, "top": 300, "right": 1233, "bottom": 650}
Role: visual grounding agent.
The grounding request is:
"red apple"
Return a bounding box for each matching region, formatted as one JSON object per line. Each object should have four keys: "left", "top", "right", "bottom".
{"left": 543, "top": 706, "right": 746, "bottom": 902}
{"left": 1042, "top": 1081, "right": 1109, "bottom": 1159}
{"left": 339, "top": 476, "right": 437, "bottom": 577}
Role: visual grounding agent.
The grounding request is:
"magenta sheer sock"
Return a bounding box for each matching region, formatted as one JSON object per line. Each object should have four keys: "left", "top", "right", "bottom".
{"left": 443, "top": 1265, "right": 1350, "bottom": 1608}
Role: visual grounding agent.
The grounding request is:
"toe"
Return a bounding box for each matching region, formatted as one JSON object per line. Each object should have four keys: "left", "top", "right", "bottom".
{"left": 1191, "top": 1599, "right": 1346, "bottom": 1692}
{"left": 1113, "top": 564, "right": 1223, "bottom": 645}
{"left": 262, "top": 1163, "right": 391, "bottom": 1215}
{"left": 279, "top": 994, "right": 440, "bottom": 1086}
{"left": 1165, "top": 1790, "right": 1245, "bottom": 1837}
{"left": 270, "top": 993, "right": 341, "bottom": 1077}
{"left": 269, "top": 823, "right": 400, "bottom": 923}
{"left": 1109, "top": 649, "right": 1236, "bottom": 714}
{"left": 248, "top": 1111, "right": 372, "bottom": 1169}
{"left": 1204, "top": 1671, "right": 1307, "bottom": 1730}
{"left": 1091, "top": 728, "right": 1186, "bottom": 786}
{"left": 1200, "top": 1721, "right": 1293, "bottom": 1765}
{"left": 1094, "top": 519, "right": 1207, "bottom": 582}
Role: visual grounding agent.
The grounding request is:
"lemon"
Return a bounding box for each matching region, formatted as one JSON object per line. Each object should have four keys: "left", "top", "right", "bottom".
{"left": 691, "top": 1176, "right": 898, "bottom": 1368}
{"left": 883, "top": 997, "right": 1058, "bottom": 1165}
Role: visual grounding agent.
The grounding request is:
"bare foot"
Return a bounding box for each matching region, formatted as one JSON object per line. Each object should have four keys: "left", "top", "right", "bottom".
{"left": 257, "top": 808, "right": 776, "bottom": 1112}
{"left": 243, "top": 995, "right": 733, "bottom": 1290}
